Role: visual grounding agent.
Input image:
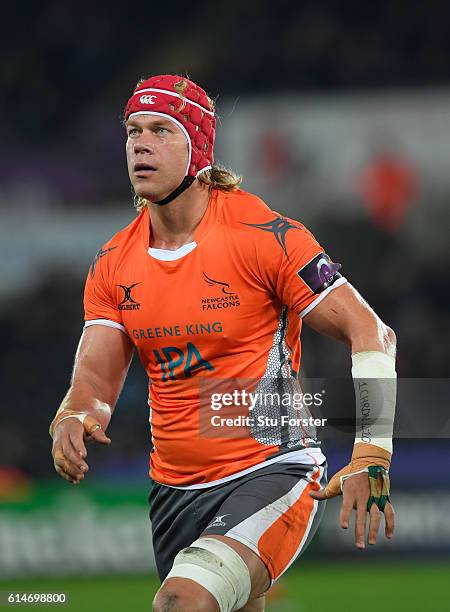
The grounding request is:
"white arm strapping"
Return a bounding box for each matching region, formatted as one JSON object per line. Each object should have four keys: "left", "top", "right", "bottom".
{"left": 351, "top": 351, "right": 397, "bottom": 454}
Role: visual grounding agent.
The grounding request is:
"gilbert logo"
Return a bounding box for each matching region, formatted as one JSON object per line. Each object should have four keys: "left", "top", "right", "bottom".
{"left": 207, "top": 514, "right": 230, "bottom": 528}
{"left": 117, "top": 283, "right": 141, "bottom": 311}
{"left": 140, "top": 95, "right": 157, "bottom": 105}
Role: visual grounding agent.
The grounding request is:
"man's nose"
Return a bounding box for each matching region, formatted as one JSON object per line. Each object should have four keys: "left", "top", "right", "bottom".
{"left": 134, "top": 139, "right": 155, "bottom": 154}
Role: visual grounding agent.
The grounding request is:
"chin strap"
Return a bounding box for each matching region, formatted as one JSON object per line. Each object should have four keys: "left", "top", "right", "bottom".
{"left": 153, "top": 176, "right": 196, "bottom": 206}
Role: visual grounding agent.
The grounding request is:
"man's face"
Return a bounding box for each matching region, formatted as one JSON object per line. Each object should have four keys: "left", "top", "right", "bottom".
{"left": 126, "top": 115, "right": 189, "bottom": 202}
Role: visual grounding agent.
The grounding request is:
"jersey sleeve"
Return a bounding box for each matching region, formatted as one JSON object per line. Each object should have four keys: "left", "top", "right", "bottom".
{"left": 255, "top": 217, "right": 347, "bottom": 317}
{"left": 83, "top": 246, "right": 126, "bottom": 333}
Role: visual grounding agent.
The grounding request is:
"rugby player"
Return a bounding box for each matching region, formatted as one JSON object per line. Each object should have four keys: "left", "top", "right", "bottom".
{"left": 50, "top": 75, "right": 396, "bottom": 612}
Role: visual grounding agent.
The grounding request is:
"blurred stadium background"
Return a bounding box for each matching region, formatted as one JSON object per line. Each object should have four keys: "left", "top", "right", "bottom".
{"left": 1, "top": 1, "right": 449, "bottom": 610}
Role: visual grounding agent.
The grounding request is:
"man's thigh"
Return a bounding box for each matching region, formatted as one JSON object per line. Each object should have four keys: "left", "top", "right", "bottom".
{"left": 150, "top": 460, "right": 327, "bottom": 609}
{"left": 201, "top": 462, "right": 327, "bottom": 586}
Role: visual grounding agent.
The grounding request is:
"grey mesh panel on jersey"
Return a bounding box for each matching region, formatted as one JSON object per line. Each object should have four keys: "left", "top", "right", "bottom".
{"left": 250, "top": 306, "right": 318, "bottom": 448}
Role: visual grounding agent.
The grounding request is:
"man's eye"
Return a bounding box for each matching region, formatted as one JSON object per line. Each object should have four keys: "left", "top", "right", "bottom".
{"left": 128, "top": 128, "right": 139, "bottom": 136}
{"left": 156, "top": 127, "right": 169, "bottom": 134}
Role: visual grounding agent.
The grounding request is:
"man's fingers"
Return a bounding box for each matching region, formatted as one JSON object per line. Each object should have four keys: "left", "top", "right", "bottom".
{"left": 69, "top": 430, "right": 87, "bottom": 460}
{"left": 339, "top": 493, "right": 354, "bottom": 529}
{"left": 53, "top": 461, "right": 70, "bottom": 481}
{"left": 52, "top": 419, "right": 88, "bottom": 474}
{"left": 51, "top": 416, "right": 111, "bottom": 486}
{"left": 82, "top": 415, "right": 111, "bottom": 444}
{"left": 367, "top": 504, "right": 381, "bottom": 545}
{"left": 87, "top": 427, "right": 111, "bottom": 445}
{"left": 60, "top": 438, "right": 87, "bottom": 480}
{"left": 384, "top": 502, "right": 395, "bottom": 539}
{"left": 54, "top": 464, "right": 78, "bottom": 484}
{"left": 53, "top": 448, "right": 69, "bottom": 470}
{"left": 309, "top": 488, "right": 328, "bottom": 501}
{"left": 355, "top": 499, "right": 367, "bottom": 549}
{"left": 54, "top": 445, "right": 84, "bottom": 482}
{"left": 62, "top": 436, "right": 89, "bottom": 474}
{"left": 316, "top": 469, "right": 394, "bottom": 548}
{"left": 53, "top": 450, "right": 81, "bottom": 484}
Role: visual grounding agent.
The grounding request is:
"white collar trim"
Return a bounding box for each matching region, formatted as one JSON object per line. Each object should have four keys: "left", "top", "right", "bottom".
{"left": 148, "top": 241, "right": 197, "bottom": 261}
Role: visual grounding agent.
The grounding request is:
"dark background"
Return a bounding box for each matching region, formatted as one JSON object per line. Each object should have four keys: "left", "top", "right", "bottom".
{"left": 0, "top": 1, "right": 449, "bottom": 592}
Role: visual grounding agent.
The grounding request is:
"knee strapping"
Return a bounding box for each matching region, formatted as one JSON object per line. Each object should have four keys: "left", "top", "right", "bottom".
{"left": 163, "top": 537, "right": 251, "bottom": 612}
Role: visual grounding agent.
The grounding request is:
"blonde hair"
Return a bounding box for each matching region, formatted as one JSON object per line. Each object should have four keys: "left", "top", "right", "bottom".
{"left": 133, "top": 164, "right": 242, "bottom": 212}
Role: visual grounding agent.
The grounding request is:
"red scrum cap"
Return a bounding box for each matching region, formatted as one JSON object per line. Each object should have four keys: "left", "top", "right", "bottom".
{"left": 125, "top": 76, "right": 216, "bottom": 204}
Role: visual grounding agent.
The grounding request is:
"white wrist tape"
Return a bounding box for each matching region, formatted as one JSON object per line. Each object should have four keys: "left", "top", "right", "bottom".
{"left": 351, "top": 351, "right": 396, "bottom": 454}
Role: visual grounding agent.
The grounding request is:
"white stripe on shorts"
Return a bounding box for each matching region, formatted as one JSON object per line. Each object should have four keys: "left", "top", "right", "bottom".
{"left": 223, "top": 464, "right": 324, "bottom": 583}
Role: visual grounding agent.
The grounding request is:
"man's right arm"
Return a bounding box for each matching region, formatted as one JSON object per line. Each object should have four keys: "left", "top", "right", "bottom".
{"left": 50, "top": 325, "right": 134, "bottom": 484}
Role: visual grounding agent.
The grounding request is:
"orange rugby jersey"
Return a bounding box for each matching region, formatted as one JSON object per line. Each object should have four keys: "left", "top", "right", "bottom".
{"left": 84, "top": 189, "right": 346, "bottom": 487}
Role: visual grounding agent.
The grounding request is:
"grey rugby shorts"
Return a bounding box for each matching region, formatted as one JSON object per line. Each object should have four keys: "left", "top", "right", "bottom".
{"left": 149, "top": 461, "right": 327, "bottom": 583}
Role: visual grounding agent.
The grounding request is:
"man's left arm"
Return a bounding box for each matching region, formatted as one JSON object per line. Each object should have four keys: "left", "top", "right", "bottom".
{"left": 303, "top": 281, "right": 396, "bottom": 549}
